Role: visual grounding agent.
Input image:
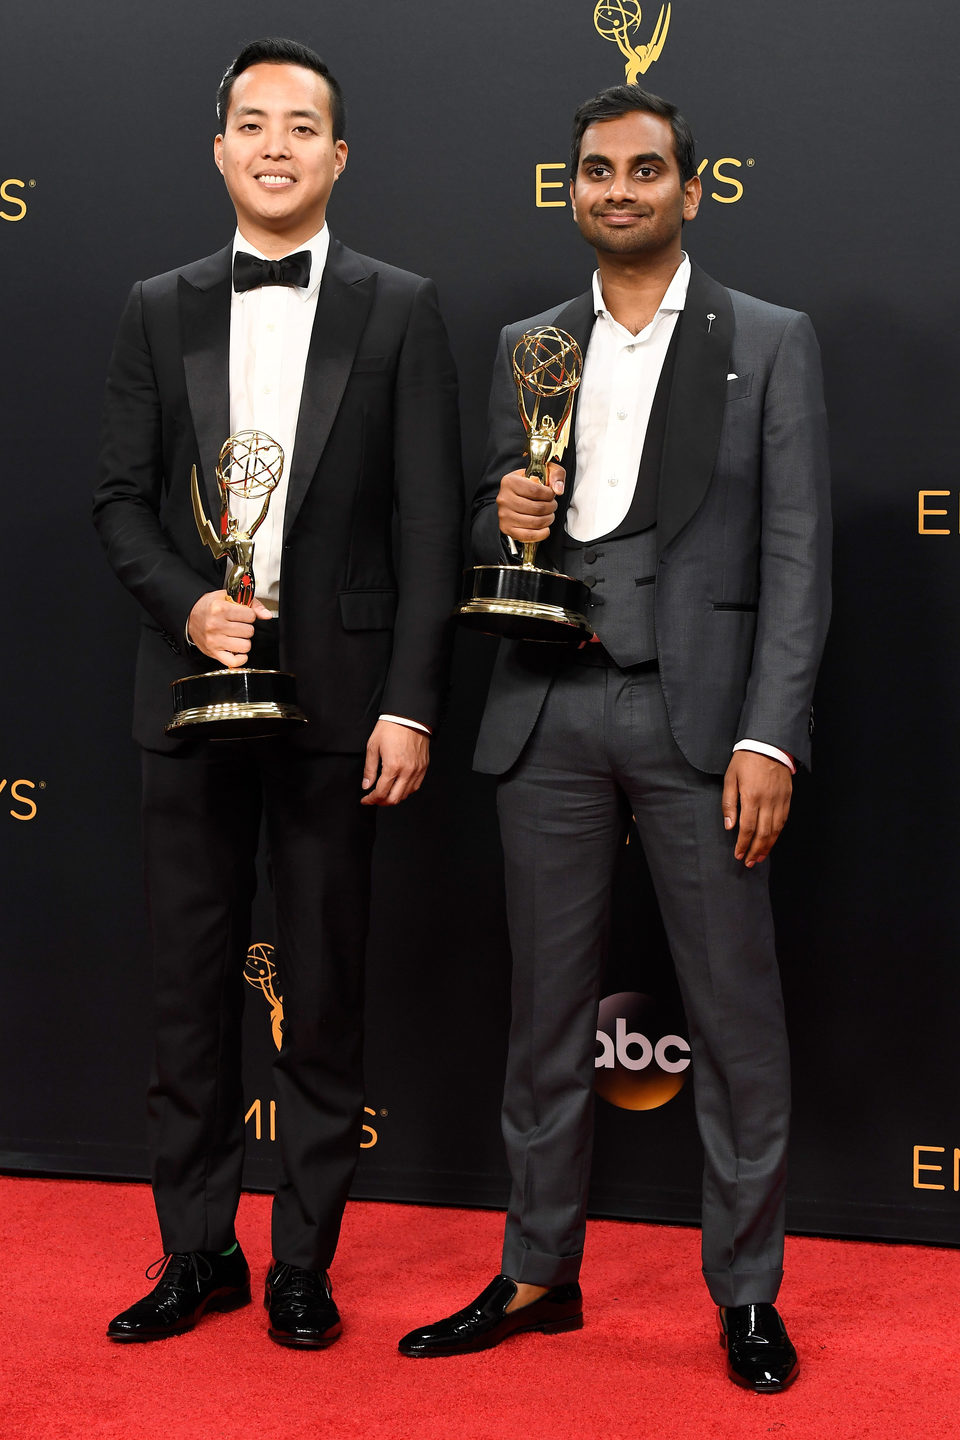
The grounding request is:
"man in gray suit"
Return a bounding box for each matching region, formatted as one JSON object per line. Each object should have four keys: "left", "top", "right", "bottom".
{"left": 399, "top": 85, "right": 830, "bottom": 1390}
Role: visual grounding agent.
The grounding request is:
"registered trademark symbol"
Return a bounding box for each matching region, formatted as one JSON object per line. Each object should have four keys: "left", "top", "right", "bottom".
{"left": 746, "top": 158, "right": 755, "bottom": 167}
{"left": 38, "top": 781, "right": 46, "bottom": 788}
{"left": 379, "top": 1108, "right": 388, "bottom": 1117}
{"left": 28, "top": 179, "right": 37, "bottom": 188}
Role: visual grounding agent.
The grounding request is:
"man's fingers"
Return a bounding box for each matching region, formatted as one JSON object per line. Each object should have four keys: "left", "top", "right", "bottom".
{"left": 734, "top": 799, "right": 758, "bottom": 862}
{"left": 362, "top": 738, "right": 381, "bottom": 791}
{"left": 721, "top": 771, "right": 739, "bottom": 832}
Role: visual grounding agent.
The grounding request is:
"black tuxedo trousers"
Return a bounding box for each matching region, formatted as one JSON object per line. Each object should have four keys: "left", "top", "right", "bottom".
{"left": 143, "top": 739, "right": 374, "bottom": 1269}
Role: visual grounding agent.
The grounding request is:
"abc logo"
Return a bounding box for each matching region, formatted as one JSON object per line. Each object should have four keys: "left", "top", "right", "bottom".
{"left": 594, "top": 991, "right": 690, "bottom": 1111}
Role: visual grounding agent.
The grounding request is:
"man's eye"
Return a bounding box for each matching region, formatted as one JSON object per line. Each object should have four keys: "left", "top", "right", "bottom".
{"left": 637, "top": 166, "right": 657, "bottom": 178}
{"left": 293, "top": 126, "right": 316, "bottom": 136}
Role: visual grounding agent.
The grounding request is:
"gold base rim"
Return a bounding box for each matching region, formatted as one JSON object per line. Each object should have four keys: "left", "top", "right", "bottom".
{"left": 467, "top": 563, "right": 582, "bottom": 584}
{"left": 457, "top": 598, "right": 592, "bottom": 631}
{"left": 166, "top": 701, "right": 308, "bottom": 732}
{"left": 170, "top": 667, "right": 296, "bottom": 687}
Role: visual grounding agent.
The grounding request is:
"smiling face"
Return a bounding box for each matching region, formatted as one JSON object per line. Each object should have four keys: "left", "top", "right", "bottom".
{"left": 213, "top": 61, "right": 347, "bottom": 255}
{"left": 570, "top": 110, "right": 700, "bottom": 260}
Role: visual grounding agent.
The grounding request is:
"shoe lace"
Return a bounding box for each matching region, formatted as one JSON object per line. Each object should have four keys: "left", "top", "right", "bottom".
{"left": 272, "top": 1264, "right": 330, "bottom": 1299}
{"left": 145, "top": 1252, "right": 213, "bottom": 1291}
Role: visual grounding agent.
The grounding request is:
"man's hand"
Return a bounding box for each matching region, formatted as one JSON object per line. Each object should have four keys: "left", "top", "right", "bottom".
{"left": 361, "top": 720, "right": 430, "bottom": 806}
{"left": 497, "top": 463, "right": 565, "bottom": 542}
{"left": 721, "top": 751, "right": 793, "bottom": 867}
{"left": 187, "top": 591, "right": 272, "bottom": 667}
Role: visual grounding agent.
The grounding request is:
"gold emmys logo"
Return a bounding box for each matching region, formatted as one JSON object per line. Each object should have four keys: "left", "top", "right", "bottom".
{"left": 594, "top": 0, "right": 671, "bottom": 80}
{"left": 244, "top": 942, "right": 284, "bottom": 1050}
{"left": 1, "top": 178, "right": 34, "bottom": 222}
{"left": 243, "top": 942, "right": 380, "bottom": 1147}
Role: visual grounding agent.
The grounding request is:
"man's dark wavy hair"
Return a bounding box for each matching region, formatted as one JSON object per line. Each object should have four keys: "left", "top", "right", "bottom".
{"left": 216, "top": 37, "right": 345, "bottom": 141}
{"left": 570, "top": 84, "right": 696, "bottom": 181}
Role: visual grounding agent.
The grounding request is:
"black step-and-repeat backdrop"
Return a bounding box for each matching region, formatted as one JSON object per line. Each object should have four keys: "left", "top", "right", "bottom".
{"left": 3, "top": 0, "right": 959, "bottom": 1247}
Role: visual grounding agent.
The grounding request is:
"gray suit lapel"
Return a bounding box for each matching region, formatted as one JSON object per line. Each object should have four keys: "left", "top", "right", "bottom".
{"left": 657, "top": 263, "right": 734, "bottom": 552}
{"left": 282, "top": 239, "right": 376, "bottom": 539}
{"left": 179, "top": 246, "right": 233, "bottom": 522}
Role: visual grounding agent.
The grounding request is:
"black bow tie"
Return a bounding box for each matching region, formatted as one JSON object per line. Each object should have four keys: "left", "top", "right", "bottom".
{"left": 233, "top": 250, "right": 311, "bottom": 293}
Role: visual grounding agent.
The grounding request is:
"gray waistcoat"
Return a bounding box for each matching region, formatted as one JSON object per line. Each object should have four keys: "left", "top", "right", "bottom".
{"left": 563, "top": 529, "right": 658, "bottom": 667}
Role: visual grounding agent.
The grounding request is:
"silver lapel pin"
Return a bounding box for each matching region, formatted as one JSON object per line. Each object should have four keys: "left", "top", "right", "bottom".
{"left": 706, "top": 312, "right": 716, "bottom": 334}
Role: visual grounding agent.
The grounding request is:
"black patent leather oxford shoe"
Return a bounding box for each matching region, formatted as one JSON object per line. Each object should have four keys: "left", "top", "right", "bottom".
{"left": 398, "top": 1275, "right": 583, "bottom": 1357}
{"left": 265, "top": 1262, "right": 342, "bottom": 1348}
{"left": 107, "top": 1247, "right": 251, "bottom": 1341}
{"left": 719, "top": 1303, "right": 799, "bottom": 1391}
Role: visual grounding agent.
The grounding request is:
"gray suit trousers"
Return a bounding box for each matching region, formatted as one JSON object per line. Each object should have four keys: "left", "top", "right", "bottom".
{"left": 496, "top": 659, "right": 789, "bottom": 1307}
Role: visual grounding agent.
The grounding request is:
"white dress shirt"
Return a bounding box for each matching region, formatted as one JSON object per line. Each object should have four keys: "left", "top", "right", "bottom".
{"left": 566, "top": 256, "right": 793, "bottom": 772}
{"left": 217, "top": 227, "right": 427, "bottom": 735}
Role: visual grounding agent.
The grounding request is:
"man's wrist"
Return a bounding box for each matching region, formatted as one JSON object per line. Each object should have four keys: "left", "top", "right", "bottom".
{"left": 733, "top": 739, "right": 796, "bottom": 774}
{"left": 379, "top": 713, "right": 432, "bottom": 736}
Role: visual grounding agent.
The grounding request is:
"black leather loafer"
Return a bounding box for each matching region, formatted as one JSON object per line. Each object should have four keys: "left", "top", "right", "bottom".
{"left": 398, "top": 1275, "right": 583, "bottom": 1357}
{"left": 265, "top": 1262, "right": 342, "bottom": 1348}
{"left": 719, "top": 1302, "right": 799, "bottom": 1391}
{"left": 107, "top": 1247, "right": 251, "bottom": 1341}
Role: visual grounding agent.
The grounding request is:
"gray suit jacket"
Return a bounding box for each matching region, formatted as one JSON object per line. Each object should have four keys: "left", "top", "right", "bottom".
{"left": 472, "top": 263, "right": 831, "bottom": 776}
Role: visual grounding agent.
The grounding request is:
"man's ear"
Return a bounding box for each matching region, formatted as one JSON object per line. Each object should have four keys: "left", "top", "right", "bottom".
{"left": 213, "top": 134, "right": 224, "bottom": 175}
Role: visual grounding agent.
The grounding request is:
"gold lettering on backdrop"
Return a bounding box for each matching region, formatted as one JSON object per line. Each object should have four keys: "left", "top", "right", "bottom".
{"left": 918, "top": 490, "right": 951, "bottom": 534}
{"left": 913, "top": 1144, "right": 945, "bottom": 1190}
{"left": 535, "top": 163, "right": 567, "bottom": 208}
{"left": 245, "top": 1100, "right": 379, "bottom": 1148}
{"left": 540, "top": 156, "right": 751, "bottom": 211}
{"left": 594, "top": 1, "right": 671, "bottom": 81}
{"left": 0, "top": 777, "right": 40, "bottom": 820}
{"left": 0, "top": 179, "right": 28, "bottom": 222}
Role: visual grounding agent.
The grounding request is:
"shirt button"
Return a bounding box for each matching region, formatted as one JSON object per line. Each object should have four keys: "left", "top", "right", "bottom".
{"left": 617, "top": 409, "right": 628, "bottom": 420}
{"left": 607, "top": 477, "right": 619, "bottom": 487}
{"left": 626, "top": 344, "right": 636, "bottom": 353}
{"left": 266, "top": 323, "right": 276, "bottom": 333}
{"left": 263, "top": 386, "right": 272, "bottom": 395}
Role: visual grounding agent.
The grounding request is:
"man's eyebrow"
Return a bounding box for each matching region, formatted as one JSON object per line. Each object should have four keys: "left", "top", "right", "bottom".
{"left": 580, "top": 150, "right": 668, "bottom": 167}
{"left": 232, "top": 106, "right": 323, "bottom": 122}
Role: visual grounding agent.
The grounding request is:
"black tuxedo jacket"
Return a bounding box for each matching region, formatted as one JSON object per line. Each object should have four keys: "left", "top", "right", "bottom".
{"left": 94, "top": 239, "right": 463, "bottom": 753}
{"left": 471, "top": 263, "right": 831, "bottom": 775}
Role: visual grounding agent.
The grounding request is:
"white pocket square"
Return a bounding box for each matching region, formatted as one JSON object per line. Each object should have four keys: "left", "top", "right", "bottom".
{"left": 727, "top": 373, "right": 738, "bottom": 380}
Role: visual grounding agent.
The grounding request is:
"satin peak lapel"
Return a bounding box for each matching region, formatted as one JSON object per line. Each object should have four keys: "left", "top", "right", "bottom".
{"left": 657, "top": 263, "right": 734, "bottom": 553}
{"left": 179, "top": 246, "right": 232, "bottom": 523}
{"left": 282, "top": 242, "right": 376, "bottom": 540}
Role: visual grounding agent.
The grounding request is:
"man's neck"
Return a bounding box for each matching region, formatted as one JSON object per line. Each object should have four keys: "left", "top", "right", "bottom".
{"left": 595, "top": 247, "right": 684, "bottom": 335}
{"left": 236, "top": 215, "right": 327, "bottom": 259}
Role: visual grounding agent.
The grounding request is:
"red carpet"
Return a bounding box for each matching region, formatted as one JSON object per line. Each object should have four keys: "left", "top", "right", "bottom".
{"left": 0, "top": 1176, "right": 956, "bottom": 1439}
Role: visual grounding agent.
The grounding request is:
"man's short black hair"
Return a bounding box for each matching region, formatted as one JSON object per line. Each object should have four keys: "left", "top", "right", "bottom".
{"left": 570, "top": 84, "right": 696, "bottom": 182}
{"left": 216, "top": 37, "right": 345, "bottom": 141}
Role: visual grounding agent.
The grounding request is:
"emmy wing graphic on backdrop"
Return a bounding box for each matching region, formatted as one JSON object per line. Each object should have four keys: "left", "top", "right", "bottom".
{"left": 594, "top": 1, "right": 671, "bottom": 80}
{"left": 457, "top": 326, "right": 593, "bottom": 643}
{"left": 244, "top": 943, "right": 284, "bottom": 1051}
{"left": 166, "top": 429, "right": 307, "bottom": 738}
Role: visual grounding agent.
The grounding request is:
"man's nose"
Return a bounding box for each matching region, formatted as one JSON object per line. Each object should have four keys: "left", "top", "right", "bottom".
{"left": 261, "top": 128, "right": 291, "bottom": 158}
{"left": 605, "top": 170, "right": 637, "bottom": 202}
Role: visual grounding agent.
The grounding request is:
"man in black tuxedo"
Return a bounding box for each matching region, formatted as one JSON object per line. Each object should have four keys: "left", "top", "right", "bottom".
{"left": 399, "top": 86, "right": 830, "bottom": 1389}
{"left": 94, "top": 38, "right": 462, "bottom": 1347}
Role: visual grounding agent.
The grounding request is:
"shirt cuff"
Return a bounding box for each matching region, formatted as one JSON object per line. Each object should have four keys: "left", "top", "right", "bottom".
{"left": 379, "top": 713, "right": 432, "bottom": 736}
{"left": 733, "top": 739, "right": 796, "bottom": 774}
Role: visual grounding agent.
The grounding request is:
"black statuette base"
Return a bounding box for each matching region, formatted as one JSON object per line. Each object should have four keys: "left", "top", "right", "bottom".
{"left": 456, "top": 564, "right": 593, "bottom": 643}
{"left": 166, "top": 668, "right": 308, "bottom": 740}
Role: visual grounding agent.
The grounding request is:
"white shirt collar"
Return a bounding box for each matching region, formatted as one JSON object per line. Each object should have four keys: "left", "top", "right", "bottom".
{"left": 232, "top": 224, "right": 330, "bottom": 300}
{"left": 591, "top": 250, "right": 691, "bottom": 322}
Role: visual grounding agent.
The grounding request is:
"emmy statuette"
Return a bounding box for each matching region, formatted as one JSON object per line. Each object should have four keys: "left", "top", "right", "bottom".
{"left": 457, "top": 326, "right": 593, "bottom": 643}
{"left": 165, "top": 430, "right": 307, "bottom": 738}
